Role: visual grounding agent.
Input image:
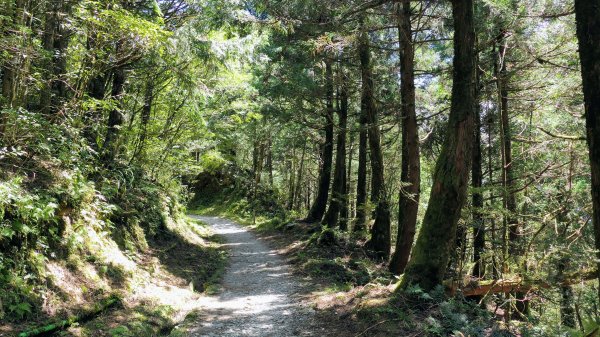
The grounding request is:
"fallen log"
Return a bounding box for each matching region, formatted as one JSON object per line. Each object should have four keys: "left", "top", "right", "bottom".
{"left": 446, "top": 268, "right": 598, "bottom": 297}
{"left": 18, "top": 294, "right": 121, "bottom": 337}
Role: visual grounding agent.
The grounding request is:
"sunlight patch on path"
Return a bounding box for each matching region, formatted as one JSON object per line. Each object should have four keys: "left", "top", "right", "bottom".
{"left": 187, "top": 216, "right": 321, "bottom": 337}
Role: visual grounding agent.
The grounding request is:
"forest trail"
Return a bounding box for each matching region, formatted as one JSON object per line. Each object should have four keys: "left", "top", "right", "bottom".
{"left": 186, "top": 216, "right": 324, "bottom": 337}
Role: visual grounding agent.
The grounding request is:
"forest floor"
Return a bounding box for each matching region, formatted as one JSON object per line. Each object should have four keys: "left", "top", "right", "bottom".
{"left": 190, "top": 197, "right": 499, "bottom": 337}
{"left": 240, "top": 220, "right": 406, "bottom": 337}
{"left": 188, "top": 203, "right": 426, "bottom": 336}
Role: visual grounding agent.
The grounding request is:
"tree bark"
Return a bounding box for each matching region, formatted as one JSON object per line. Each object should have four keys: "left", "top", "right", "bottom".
{"left": 400, "top": 0, "right": 475, "bottom": 290}
{"left": 574, "top": 0, "right": 600, "bottom": 304}
{"left": 323, "top": 74, "right": 348, "bottom": 229}
{"left": 86, "top": 71, "right": 110, "bottom": 151}
{"left": 358, "top": 26, "right": 391, "bottom": 259}
{"left": 102, "top": 67, "right": 126, "bottom": 163}
{"left": 140, "top": 82, "right": 154, "bottom": 150}
{"left": 390, "top": 0, "right": 420, "bottom": 274}
{"left": 306, "top": 60, "right": 335, "bottom": 222}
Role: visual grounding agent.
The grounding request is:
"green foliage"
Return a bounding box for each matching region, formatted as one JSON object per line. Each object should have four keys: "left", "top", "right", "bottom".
{"left": 401, "top": 285, "right": 491, "bottom": 336}
{"left": 191, "top": 163, "right": 286, "bottom": 219}
{"left": 0, "top": 271, "right": 34, "bottom": 320}
{"left": 109, "top": 326, "right": 132, "bottom": 337}
{"left": 302, "top": 257, "right": 370, "bottom": 286}
{"left": 0, "top": 111, "right": 188, "bottom": 323}
{"left": 200, "top": 150, "right": 228, "bottom": 174}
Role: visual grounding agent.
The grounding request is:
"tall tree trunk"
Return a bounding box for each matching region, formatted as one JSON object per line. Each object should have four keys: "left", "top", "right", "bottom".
{"left": 131, "top": 81, "right": 154, "bottom": 161}
{"left": 305, "top": 179, "right": 311, "bottom": 211}
{"left": 253, "top": 138, "right": 265, "bottom": 184}
{"left": 266, "top": 135, "right": 274, "bottom": 186}
{"left": 339, "top": 153, "right": 349, "bottom": 229}
{"left": 557, "top": 184, "right": 575, "bottom": 327}
{"left": 140, "top": 82, "right": 154, "bottom": 150}
{"left": 400, "top": 0, "right": 475, "bottom": 290}
{"left": 0, "top": 0, "right": 25, "bottom": 138}
{"left": 345, "top": 130, "right": 355, "bottom": 221}
{"left": 306, "top": 60, "right": 335, "bottom": 222}
{"left": 339, "top": 83, "right": 349, "bottom": 230}
{"left": 495, "top": 34, "right": 527, "bottom": 318}
{"left": 472, "top": 60, "right": 485, "bottom": 278}
{"left": 40, "top": 0, "right": 69, "bottom": 116}
{"left": 287, "top": 147, "right": 297, "bottom": 210}
{"left": 574, "top": 0, "right": 600, "bottom": 305}
{"left": 40, "top": 0, "right": 58, "bottom": 115}
{"left": 252, "top": 137, "right": 261, "bottom": 184}
{"left": 85, "top": 72, "right": 107, "bottom": 147}
{"left": 354, "top": 98, "right": 369, "bottom": 232}
{"left": 487, "top": 104, "right": 500, "bottom": 279}
{"left": 390, "top": 0, "right": 420, "bottom": 274}
{"left": 323, "top": 75, "right": 348, "bottom": 229}
{"left": 102, "top": 67, "right": 126, "bottom": 163}
{"left": 258, "top": 140, "right": 265, "bottom": 181}
{"left": 359, "top": 27, "right": 391, "bottom": 259}
{"left": 294, "top": 140, "right": 307, "bottom": 210}
{"left": 558, "top": 211, "right": 576, "bottom": 328}
{"left": 494, "top": 35, "right": 519, "bottom": 262}
{"left": 559, "top": 265, "right": 576, "bottom": 328}
{"left": 84, "top": 28, "right": 109, "bottom": 151}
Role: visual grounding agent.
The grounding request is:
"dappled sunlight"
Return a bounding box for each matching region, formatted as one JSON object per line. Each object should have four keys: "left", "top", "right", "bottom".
{"left": 227, "top": 250, "right": 278, "bottom": 256}
{"left": 45, "top": 262, "right": 86, "bottom": 306}
{"left": 198, "top": 293, "right": 295, "bottom": 316}
{"left": 187, "top": 215, "right": 319, "bottom": 336}
{"left": 213, "top": 225, "right": 247, "bottom": 235}
{"left": 220, "top": 242, "right": 255, "bottom": 247}
{"left": 81, "top": 225, "right": 137, "bottom": 272}
{"left": 129, "top": 279, "right": 201, "bottom": 323}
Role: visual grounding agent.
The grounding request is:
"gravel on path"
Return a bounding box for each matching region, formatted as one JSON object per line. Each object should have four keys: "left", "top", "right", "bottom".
{"left": 187, "top": 216, "right": 324, "bottom": 337}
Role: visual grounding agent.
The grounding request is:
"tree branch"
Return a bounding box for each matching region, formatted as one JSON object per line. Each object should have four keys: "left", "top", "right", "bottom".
{"left": 538, "top": 127, "right": 586, "bottom": 141}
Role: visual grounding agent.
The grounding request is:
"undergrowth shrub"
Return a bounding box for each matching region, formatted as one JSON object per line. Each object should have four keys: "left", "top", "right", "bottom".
{"left": 191, "top": 163, "right": 286, "bottom": 218}
{"left": 0, "top": 111, "right": 188, "bottom": 322}
{"left": 402, "top": 285, "right": 491, "bottom": 336}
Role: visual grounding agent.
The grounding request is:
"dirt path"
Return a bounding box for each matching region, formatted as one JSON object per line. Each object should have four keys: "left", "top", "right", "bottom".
{"left": 187, "top": 216, "right": 324, "bottom": 337}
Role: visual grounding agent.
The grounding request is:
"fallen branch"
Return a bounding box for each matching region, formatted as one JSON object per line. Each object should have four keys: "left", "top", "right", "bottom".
{"left": 18, "top": 294, "right": 121, "bottom": 337}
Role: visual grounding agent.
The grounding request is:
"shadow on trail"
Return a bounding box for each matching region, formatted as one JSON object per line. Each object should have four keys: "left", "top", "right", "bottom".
{"left": 147, "top": 223, "right": 225, "bottom": 292}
